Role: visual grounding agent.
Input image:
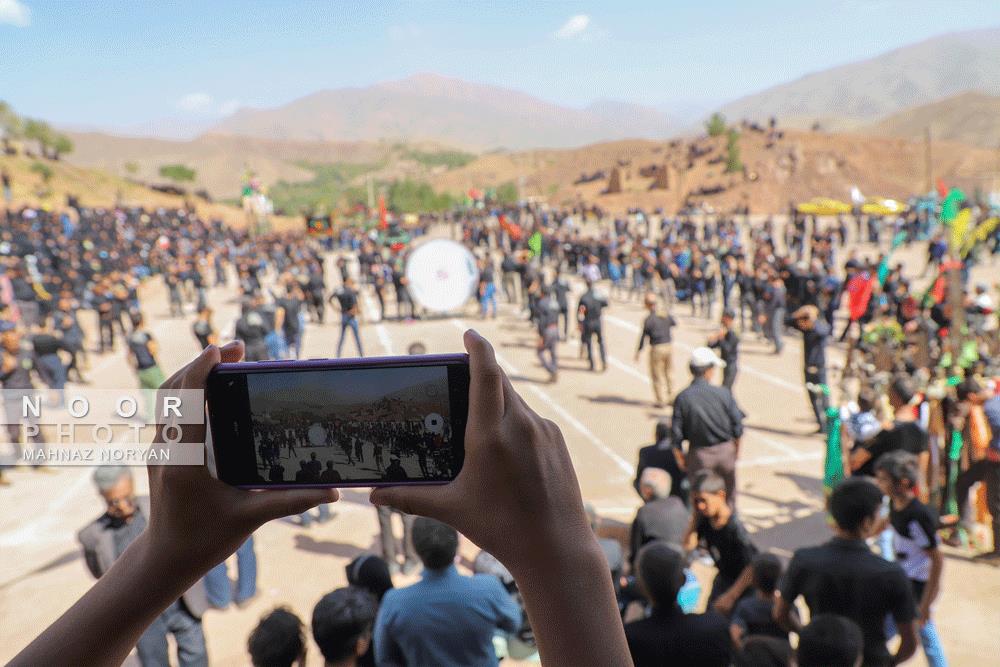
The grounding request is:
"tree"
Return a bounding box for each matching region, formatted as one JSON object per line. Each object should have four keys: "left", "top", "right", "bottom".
{"left": 159, "top": 163, "right": 197, "bottom": 184}
{"left": 23, "top": 119, "right": 54, "bottom": 157}
{"left": 51, "top": 134, "right": 73, "bottom": 160}
{"left": 124, "top": 161, "right": 140, "bottom": 177}
{"left": 705, "top": 112, "right": 727, "bottom": 137}
{"left": 725, "top": 128, "right": 743, "bottom": 173}
{"left": 0, "top": 101, "right": 22, "bottom": 141}
{"left": 30, "top": 161, "right": 53, "bottom": 184}
{"left": 494, "top": 181, "right": 519, "bottom": 205}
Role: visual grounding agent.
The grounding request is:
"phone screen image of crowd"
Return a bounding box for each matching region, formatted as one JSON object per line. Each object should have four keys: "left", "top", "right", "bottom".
{"left": 246, "top": 366, "right": 456, "bottom": 484}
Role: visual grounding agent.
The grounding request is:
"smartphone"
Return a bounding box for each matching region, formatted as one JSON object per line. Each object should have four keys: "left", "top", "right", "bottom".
{"left": 206, "top": 354, "right": 469, "bottom": 488}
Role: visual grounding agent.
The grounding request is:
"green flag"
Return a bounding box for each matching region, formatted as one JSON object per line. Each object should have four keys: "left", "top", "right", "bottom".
{"left": 528, "top": 231, "right": 542, "bottom": 257}
{"left": 940, "top": 188, "right": 965, "bottom": 224}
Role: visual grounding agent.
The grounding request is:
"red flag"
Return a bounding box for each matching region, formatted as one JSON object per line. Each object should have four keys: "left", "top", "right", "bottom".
{"left": 378, "top": 195, "right": 387, "bottom": 230}
{"left": 930, "top": 275, "right": 947, "bottom": 304}
{"left": 498, "top": 213, "right": 523, "bottom": 241}
{"left": 846, "top": 272, "right": 874, "bottom": 321}
{"left": 936, "top": 178, "right": 948, "bottom": 199}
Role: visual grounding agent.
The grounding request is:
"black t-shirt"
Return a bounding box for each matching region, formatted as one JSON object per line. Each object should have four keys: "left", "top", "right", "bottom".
{"left": 625, "top": 605, "right": 731, "bottom": 667}
{"left": 854, "top": 421, "right": 928, "bottom": 477}
{"left": 278, "top": 297, "right": 303, "bottom": 334}
{"left": 578, "top": 291, "right": 606, "bottom": 327}
{"left": 335, "top": 288, "right": 358, "bottom": 315}
{"left": 128, "top": 330, "right": 157, "bottom": 370}
{"left": 31, "top": 333, "right": 63, "bottom": 357}
{"left": 696, "top": 514, "right": 758, "bottom": 585}
{"left": 889, "top": 498, "right": 938, "bottom": 583}
{"left": 192, "top": 320, "right": 213, "bottom": 349}
{"left": 780, "top": 538, "right": 916, "bottom": 666}
{"left": 731, "top": 596, "right": 787, "bottom": 640}
{"left": 1, "top": 350, "right": 36, "bottom": 389}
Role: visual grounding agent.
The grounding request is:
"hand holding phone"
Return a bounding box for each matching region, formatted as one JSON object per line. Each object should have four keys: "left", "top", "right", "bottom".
{"left": 207, "top": 353, "right": 469, "bottom": 488}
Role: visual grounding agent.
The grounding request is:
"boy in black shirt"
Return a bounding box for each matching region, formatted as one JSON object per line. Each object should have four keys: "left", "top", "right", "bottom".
{"left": 775, "top": 477, "right": 917, "bottom": 666}
{"left": 729, "top": 553, "right": 795, "bottom": 652}
{"left": 875, "top": 451, "right": 947, "bottom": 667}
{"left": 683, "top": 471, "right": 757, "bottom": 615}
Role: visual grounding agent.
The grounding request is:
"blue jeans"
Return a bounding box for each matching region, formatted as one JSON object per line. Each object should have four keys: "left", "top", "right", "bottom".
{"left": 300, "top": 503, "right": 332, "bottom": 527}
{"left": 204, "top": 537, "right": 257, "bottom": 607}
{"left": 265, "top": 331, "right": 286, "bottom": 360}
{"left": 337, "top": 316, "right": 363, "bottom": 357}
{"left": 480, "top": 283, "right": 497, "bottom": 317}
{"left": 136, "top": 600, "right": 207, "bottom": 667}
{"left": 37, "top": 353, "right": 66, "bottom": 391}
{"left": 885, "top": 612, "right": 948, "bottom": 667}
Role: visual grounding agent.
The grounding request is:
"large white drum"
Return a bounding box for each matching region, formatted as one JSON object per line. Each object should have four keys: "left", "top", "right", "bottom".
{"left": 405, "top": 239, "right": 480, "bottom": 313}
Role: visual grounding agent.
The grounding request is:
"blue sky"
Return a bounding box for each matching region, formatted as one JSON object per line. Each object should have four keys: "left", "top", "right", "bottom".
{"left": 2, "top": 0, "right": 1000, "bottom": 131}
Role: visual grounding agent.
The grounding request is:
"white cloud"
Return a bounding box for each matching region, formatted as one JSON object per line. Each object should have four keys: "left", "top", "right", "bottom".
{"left": 176, "top": 92, "right": 213, "bottom": 113}
{"left": 0, "top": 0, "right": 31, "bottom": 28}
{"left": 553, "top": 14, "right": 590, "bottom": 40}
{"left": 176, "top": 93, "right": 239, "bottom": 116}
{"left": 217, "top": 98, "right": 240, "bottom": 116}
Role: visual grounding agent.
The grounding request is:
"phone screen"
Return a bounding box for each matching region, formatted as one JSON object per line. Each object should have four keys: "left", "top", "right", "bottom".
{"left": 208, "top": 358, "right": 468, "bottom": 488}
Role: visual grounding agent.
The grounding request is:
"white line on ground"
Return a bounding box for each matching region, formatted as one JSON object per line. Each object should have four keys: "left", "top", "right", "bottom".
{"left": 450, "top": 319, "right": 634, "bottom": 477}
{"left": 360, "top": 293, "right": 393, "bottom": 355}
{"left": 604, "top": 314, "right": 803, "bottom": 393}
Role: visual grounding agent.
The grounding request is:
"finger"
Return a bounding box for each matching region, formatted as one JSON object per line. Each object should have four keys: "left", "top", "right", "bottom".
{"left": 220, "top": 340, "right": 244, "bottom": 363}
{"left": 249, "top": 488, "right": 339, "bottom": 522}
{"left": 370, "top": 484, "right": 455, "bottom": 523}
{"left": 181, "top": 345, "right": 222, "bottom": 390}
{"left": 464, "top": 330, "right": 504, "bottom": 426}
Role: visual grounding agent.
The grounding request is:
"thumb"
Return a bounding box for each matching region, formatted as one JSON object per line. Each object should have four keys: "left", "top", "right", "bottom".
{"left": 249, "top": 488, "right": 339, "bottom": 523}
{"left": 370, "top": 485, "right": 453, "bottom": 522}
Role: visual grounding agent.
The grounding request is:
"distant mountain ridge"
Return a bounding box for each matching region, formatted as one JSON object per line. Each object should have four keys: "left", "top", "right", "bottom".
{"left": 720, "top": 27, "right": 1000, "bottom": 130}
{"left": 868, "top": 91, "right": 1000, "bottom": 149}
{"left": 207, "top": 73, "right": 674, "bottom": 150}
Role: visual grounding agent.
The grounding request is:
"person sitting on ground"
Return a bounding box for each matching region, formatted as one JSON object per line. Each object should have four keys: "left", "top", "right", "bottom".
{"left": 312, "top": 587, "right": 378, "bottom": 667}
{"left": 683, "top": 470, "right": 757, "bottom": 615}
{"left": 633, "top": 418, "right": 688, "bottom": 505}
{"left": 624, "top": 541, "right": 731, "bottom": 667}
{"left": 373, "top": 517, "right": 522, "bottom": 666}
{"left": 630, "top": 467, "right": 689, "bottom": 570}
{"left": 729, "top": 553, "right": 796, "bottom": 652}
{"left": 247, "top": 607, "right": 306, "bottom": 667}
{"left": 793, "top": 614, "right": 865, "bottom": 667}
{"left": 11, "top": 333, "right": 632, "bottom": 667}
{"left": 774, "top": 477, "right": 917, "bottom": 666}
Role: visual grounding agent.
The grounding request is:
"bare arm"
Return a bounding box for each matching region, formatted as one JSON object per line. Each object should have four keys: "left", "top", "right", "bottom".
{"left": 714, "top": 564, "right": 754, "bottom": 615}
{"left": 893, "top": 621, "right": 918, "bottom": 665}
{"left": 371, "top": 331, "right": 631, "bottom": 667}
{"left": 919, "top": 548, "right": 944, "bottom": 624}
{"left": 772, "top": 594, "right": 802, "bottom": 634}
{"left": 11, "top": 343, "right": 337, "bottom": 667}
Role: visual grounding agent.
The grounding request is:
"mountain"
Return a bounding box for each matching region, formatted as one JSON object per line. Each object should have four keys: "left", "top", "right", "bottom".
{"left": 719, "top": 27, "right": 1000, "bottom": 130}
{"left": 868, "top": 91, "right": 1000, "bottom": 149}
{"left": 207, "top": 73, "right": 673, "bottom": 150}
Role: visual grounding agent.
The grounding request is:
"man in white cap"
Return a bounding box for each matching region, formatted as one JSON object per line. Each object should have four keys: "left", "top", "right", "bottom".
{"left": 671, "top": 346, "right": 745, "bottom": 504}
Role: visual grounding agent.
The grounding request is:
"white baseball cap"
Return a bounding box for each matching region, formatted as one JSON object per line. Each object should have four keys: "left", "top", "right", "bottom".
{"left": 690, "top": 346, "right": 726, "bottom": 368}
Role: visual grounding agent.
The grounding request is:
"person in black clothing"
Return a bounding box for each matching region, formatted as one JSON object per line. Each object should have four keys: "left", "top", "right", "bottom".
{"left": 278, "top": 285, "right": 305, "bottom": 359}
{"left": 729, "top": 553, "right": 795, "bottom": 652}
{"left": 550, "top": 271, "right": 571, "bottom": 340}
{"left": 331, "top": 278, "right": 364, "bottom": 358}
{"left": 535, "top": 287, "right": 560, "bottom": 382}
{"left": 850, "top": 375, "right": 930, "bottom": 487}
{"left": 633, "top": 418, "right": 688, "bottom": 504}
{"left": 624, "top": 541, "right": 732, "bottom": 667}
{"left": 577, "top": 280, "right": 608, "bottom": 372}
{"left": 708, "top": 308, "right": 739, "bottom": 391}
{"left": 635, "top": 293, "right": 676, "bottom": 407}
{"left": 684, "top": 471, "right": 757, "bottom": 614}
{"left": 672, "top": 347, "right": 744, "bottom": 503}
{"left": 192, "top": 306, "right": 216, "bottom": 350}
{"left": 235, "top": 302, "right": 270, "bottom": 362}
{"left": 786, "top": 304, "right": 830, "bottom": 433}
{"left": 384, "top": 457, "right": 408, "bottom": 482}
{"left": 630, "top": 468, "right": 689, "bottom": 570}
{"left": 795, "top": 614, "right": 864, "bottom": 667}
{"left": 774, "top": 477, "right": 918, "bottom": 667}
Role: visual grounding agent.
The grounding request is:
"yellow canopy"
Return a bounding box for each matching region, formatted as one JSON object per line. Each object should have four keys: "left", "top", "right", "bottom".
{"left": 860, "top": 198, "right": 907, "bottom": 216}
{"left": 796, "top": 198, "right": 853, "bottom": 215}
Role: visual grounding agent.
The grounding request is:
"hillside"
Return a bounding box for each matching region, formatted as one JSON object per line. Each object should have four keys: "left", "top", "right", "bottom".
{"left": 0, "top": 151, "right": 298, "bottom": 230}
{"left": 868, "top": 91, "right": 1000, "bottom": 149}
{"left": 425, "top": 127, "right": 999, "bottom": 214}
{"left": 720, "top": 27, "right": 1000, "bottom": 130}
{"left": 207, "top": 73, "right": 673, "bottom": 150}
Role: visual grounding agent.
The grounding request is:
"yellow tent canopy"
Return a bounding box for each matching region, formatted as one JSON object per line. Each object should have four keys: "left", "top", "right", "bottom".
{"left": 860, "top": 198, "right": 907, "bottom": 216}
{"left": 796, "top": 198, "right": 853, "bottom": 215}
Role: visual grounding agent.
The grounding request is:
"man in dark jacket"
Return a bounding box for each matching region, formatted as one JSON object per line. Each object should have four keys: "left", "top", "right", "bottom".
{"left": 78, "top": 466, "right": 209, "bottom": 666}
{"left": 786, "top": 305, "right": 831, "bottom": 433}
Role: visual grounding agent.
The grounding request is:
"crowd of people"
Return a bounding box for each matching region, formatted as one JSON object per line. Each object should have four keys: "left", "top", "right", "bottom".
{"left": 3, "top": 191, "right": 1000, "bottom": 666}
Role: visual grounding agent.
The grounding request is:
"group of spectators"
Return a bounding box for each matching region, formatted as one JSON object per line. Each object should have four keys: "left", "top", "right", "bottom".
{"left": 5, "top": 192, "right": 1000, "bottom": 666}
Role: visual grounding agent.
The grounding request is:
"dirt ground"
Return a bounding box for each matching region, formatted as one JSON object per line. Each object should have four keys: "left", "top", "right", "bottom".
{"left": 1, "top": 228, "right": 998, "bottom": 666}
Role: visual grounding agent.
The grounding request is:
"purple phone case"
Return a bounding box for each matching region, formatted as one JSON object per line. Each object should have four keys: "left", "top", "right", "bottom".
{"left": 208, "top": 353, "right": 469, "bottom": 490}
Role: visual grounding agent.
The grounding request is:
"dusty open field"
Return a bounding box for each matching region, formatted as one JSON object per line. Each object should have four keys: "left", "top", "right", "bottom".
{"left": 1, "top": 228, "right": 998, "bottom": 666}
